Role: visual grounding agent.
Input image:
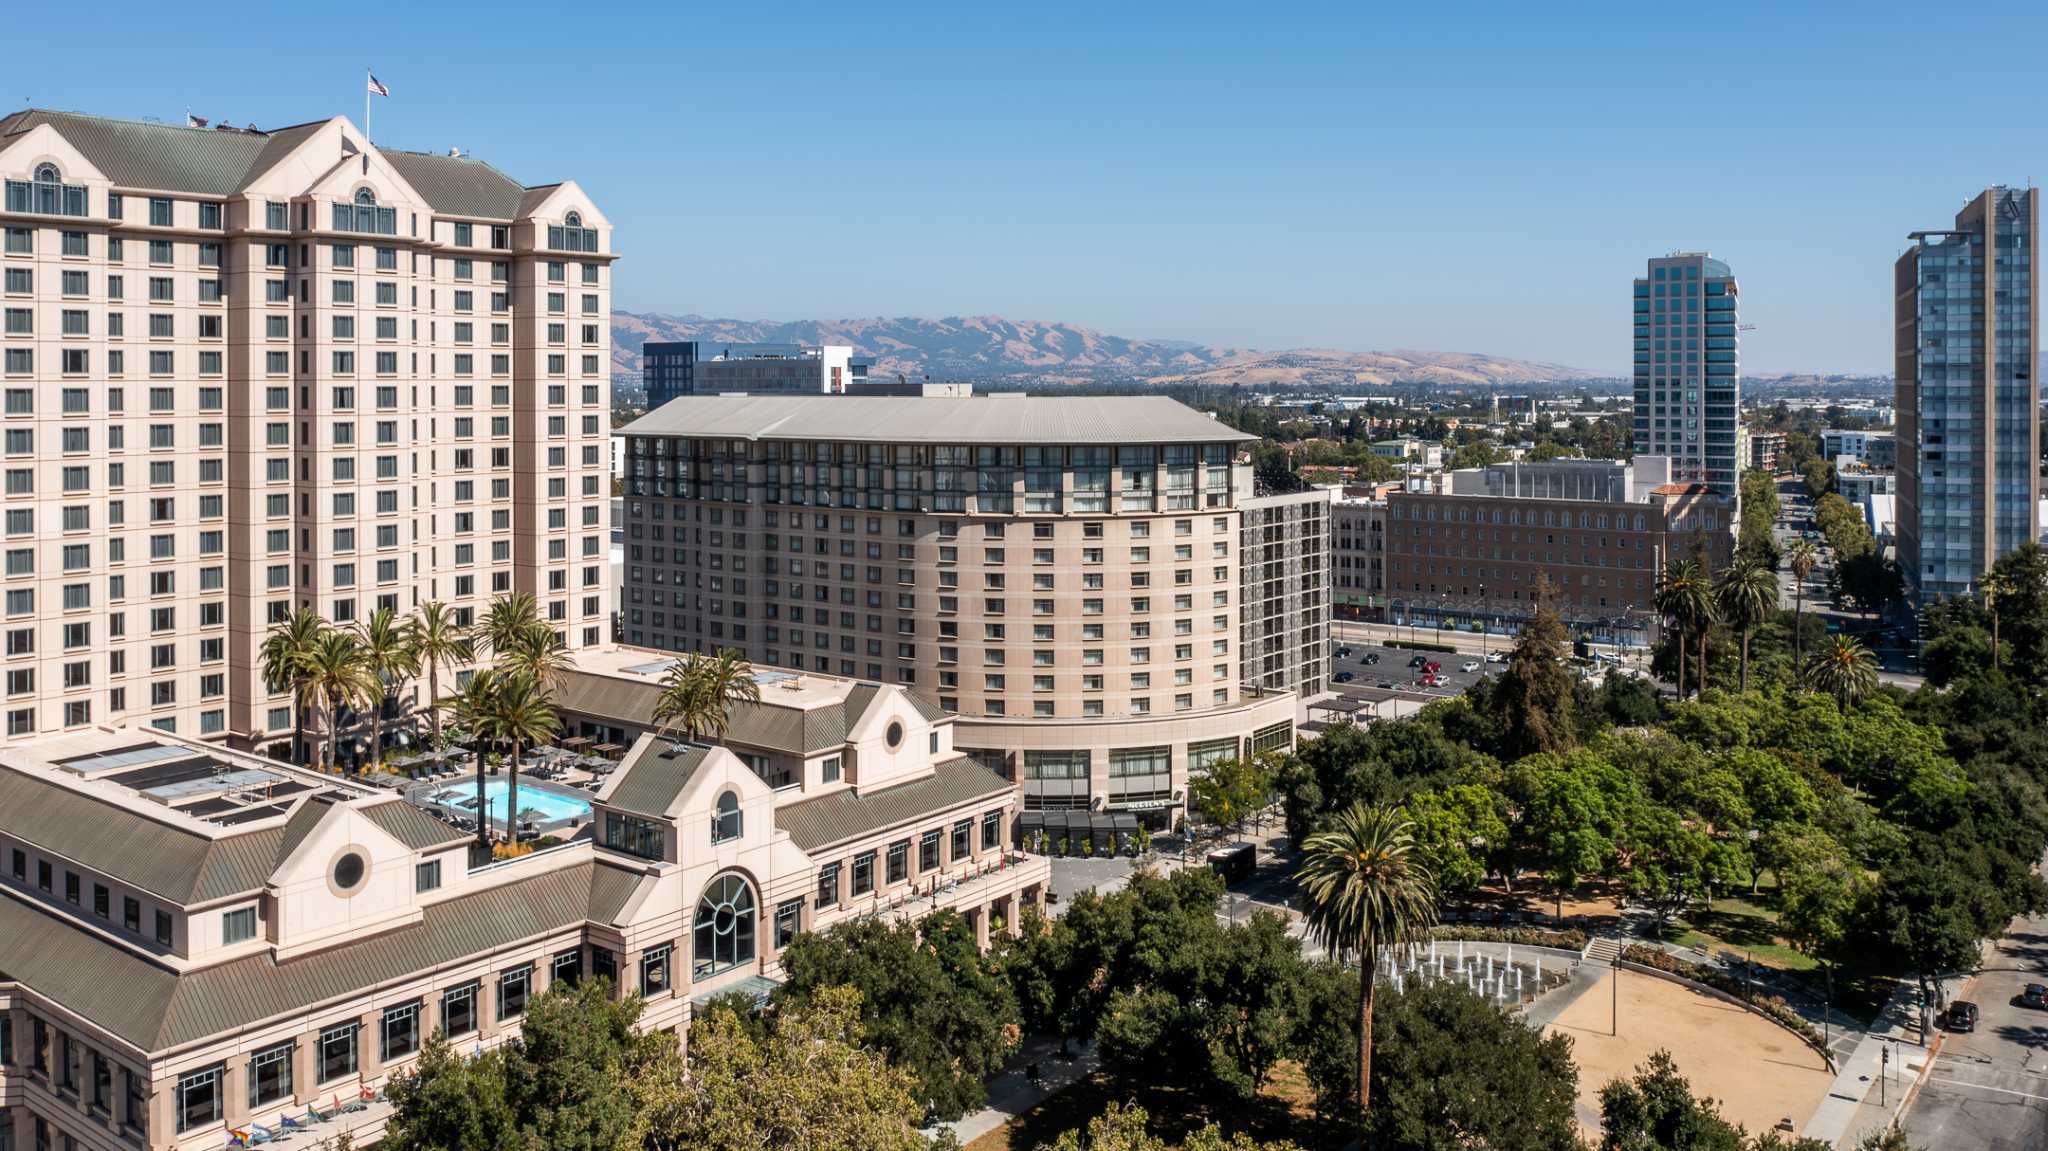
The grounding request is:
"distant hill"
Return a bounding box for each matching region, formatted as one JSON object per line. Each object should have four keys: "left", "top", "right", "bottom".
{"left": 610, "top": 310, "right": 1607, "bottom": 393}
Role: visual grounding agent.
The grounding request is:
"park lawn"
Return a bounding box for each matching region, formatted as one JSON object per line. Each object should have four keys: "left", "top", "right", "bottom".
{"left": 1669, "top": 894, "right": 1819, "bottom": 973}
{"left": 964, "top": 1061, "right": 1321, "bottom": 1151}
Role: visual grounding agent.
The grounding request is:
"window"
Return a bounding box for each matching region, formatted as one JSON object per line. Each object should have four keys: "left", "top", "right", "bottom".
{"left": 775, "top": 897, "right": 803, "bottom": 949}
{"left": 815, "top": 861, "right": 840, "bottom": 908}
{"left": 852, "top": 850, "right": 875, "bottom": 895}
{"left": 640, "top": 943, "right": 672, "bottom": 996}
{"left": 692, "top": 873, "right": 756, "bottom": 979}
{"left": 920, "top": 828, "right": 942, "bottom": 872}
{"left": 552, "top": 947, "right": 582, "bottom": 988}
{"left": 380, "top": 1002, "right": 420, "bottom": 1062}
{"left": 711, "top": 790, "right": 742, "bottom": 844}
{"left": 221, "top": 906, "right": 257, "bottom": 944}
{"left": 982, "top": 810, "right": 1003, "bottom": 851}
{"left": 155, "top": 908, "right": 173, "bottom": 946}
{"left": 498, "top": 965, "right": 533, "bottom": 1020}
{"left": 602, "top": 811, "right": 663, "bottom": 860}
{"left": 317, "top": 1022, "right": 359, "bottom": 1083}
{"left": 415, "top": 858, "right": 442, "bottom": 892}
{"left": 175, "top": 1064, "right": 223, "bottom": 1132}
{"left": 441, "top": 983, "right": 478, "bottom": 1037}
{"left": 886, "top": 839, "right": 910, "bottom": 884}
{"left": 248, "top": 1043, "right": 293, "bottom": 1109}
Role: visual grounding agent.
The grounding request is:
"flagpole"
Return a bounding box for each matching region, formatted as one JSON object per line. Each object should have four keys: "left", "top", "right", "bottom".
{"left": 364, "top": 68, "right": 371, "bottom": 143}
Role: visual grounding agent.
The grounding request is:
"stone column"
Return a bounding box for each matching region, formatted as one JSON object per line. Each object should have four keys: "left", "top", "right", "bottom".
{"left": 479, "top": 977, "right": 501, "bottom": 1041}
{"left": 292, "top": 1038, "right": 316, "bottom": 1105}
{"left": 360, "top": 1010, "right": 384, "bottom": 1081}
{"left": 224, "top": 1051, "right": 251, "bottom": 1128}
{"left": 72, "top": 1038, "right": 96, "bottom": 1121}
{"left": 973, "top": 903, "right": 990, "bottom": 950}
{"left": 149, "top": 1074, "right": 177, "bottom": 1146}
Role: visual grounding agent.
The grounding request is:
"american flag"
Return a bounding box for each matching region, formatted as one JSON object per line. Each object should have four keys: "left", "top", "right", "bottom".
{"left": 367, "top": 72, "right": 390, "bottom": 98}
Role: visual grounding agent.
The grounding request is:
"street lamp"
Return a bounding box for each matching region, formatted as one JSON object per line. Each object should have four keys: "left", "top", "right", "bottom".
{"left": 1479, "top": 585, "right": 1489, "bottom": 659}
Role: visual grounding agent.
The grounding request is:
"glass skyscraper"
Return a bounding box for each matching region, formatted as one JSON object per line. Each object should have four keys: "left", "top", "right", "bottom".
{"left": 1632, "top": 253, "right": 1740, "bottom": 498}
{"left": 1896, "top": 187, "right": 2040, "bottom": 604}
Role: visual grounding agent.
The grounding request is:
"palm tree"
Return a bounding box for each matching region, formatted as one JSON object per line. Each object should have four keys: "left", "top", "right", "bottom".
{"left": 1654, "top": 560, "right": 1716, "bottom": 698}
{"left": 259, "top": 609, "right": 329, "bottom": 766}
{"left": 448, "top": 670, "right": 504, "bottom": 851}
{"left": 1787, "top": 540, "right": 1819, "bottom": 663}
{"left": 304, "top": 630, "right": 378, "bottom": 774}
{"left": 408, "top": 601, "right": 471, "bottom": 751}
{"left": 354, "top": 606, "right": 420, "bottom": 771}
{"left": 652, "top": 649, "right": 762, "bottom": 744}
{"left": 1715, "top": 558, "right": 1779, "bottom": 694}
{"left": 1296, "top": 803, "right": 1438, "bottom": 1119}
{"left": 497, "top": 623, "right": 572, "bottom": 694}
{"left": 475, "top": 592, "right": 542, "bottom": 660}
{"left": 1803, "top": 634, "right": 1878, "bottom": 709}
{"left": 458, "top": 670, "right": 561, "bottom": 847}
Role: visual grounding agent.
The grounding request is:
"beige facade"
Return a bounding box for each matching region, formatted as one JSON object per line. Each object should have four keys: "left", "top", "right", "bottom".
{"left": 0, "top": 667, "right": 1046, "bottom": 1150}
{"left": 618, "top": 394, "right": 1299, "bottom": 827}
{"left": 1238, "top": 489, "right": 1330, "bottom": 711}
{"left": 1332, "top": 493, "right": 1385, "bottom": 617}
{"left": 0, "top": 110, "right": 614, "bottom": 751}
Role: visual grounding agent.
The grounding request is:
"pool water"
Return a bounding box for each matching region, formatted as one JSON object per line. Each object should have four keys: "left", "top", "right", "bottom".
{"left": 432, "top": 780, "right": 591, "bottom": 825}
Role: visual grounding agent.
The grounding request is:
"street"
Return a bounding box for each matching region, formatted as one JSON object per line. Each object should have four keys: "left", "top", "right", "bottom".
{"left": 1900, "top": 889, "right": 2048, "bottom": 1151}
{"left": 1767, "top": 481, "right": 1925, "bottom": 689}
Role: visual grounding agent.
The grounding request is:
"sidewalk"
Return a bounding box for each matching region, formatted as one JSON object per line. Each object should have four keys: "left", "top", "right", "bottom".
{"left": 1803, "top": 971, "right": 1964, "bottom": 1148}
{"left": 928, "top": 1036, "right": 1101, "bottom": 1147}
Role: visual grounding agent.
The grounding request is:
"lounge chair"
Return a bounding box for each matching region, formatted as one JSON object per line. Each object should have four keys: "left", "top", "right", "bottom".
{"left": 336, "top": 1092, "right": 370, "bottom": 1115}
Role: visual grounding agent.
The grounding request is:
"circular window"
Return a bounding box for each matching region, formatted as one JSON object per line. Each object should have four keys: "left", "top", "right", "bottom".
{"left": 886, "top": 721, "right": 904, "bottom": 750}
{"left": 332, "top": 852, "right": 366, "bottom": 892}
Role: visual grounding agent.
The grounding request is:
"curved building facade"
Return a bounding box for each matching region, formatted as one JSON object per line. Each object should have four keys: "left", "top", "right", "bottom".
{"left": 618, "top": 394, "right": 1299, "bottom": 827}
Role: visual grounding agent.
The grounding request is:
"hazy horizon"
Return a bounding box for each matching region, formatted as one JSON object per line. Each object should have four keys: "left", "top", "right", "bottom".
{"left": 15, "top": 1, "right": 2045, "bottom": 376}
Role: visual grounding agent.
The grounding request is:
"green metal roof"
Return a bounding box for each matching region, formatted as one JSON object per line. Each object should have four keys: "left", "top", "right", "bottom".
{"left": 604, "top": 743, "right": 710, "bottom": 819}
{"left": 0, "top": 858, "right": 637, "bottom": 1054}
{"left": 772, "top": 757, "right": 1012, "bottom": 852}
{"left": 0, "top": 768, "right": 283, "bottom": 905}
{"left": 360, "top": 799, "right": 471, "bottom": 852}
{"left": 554, "top": 670, "right": 949, "bottom": 757}
{"left": 381, "top": 149, "right": 531, "bottom": 220}
{"left": 0, "top": 110, "right": 322, "bottom": 195}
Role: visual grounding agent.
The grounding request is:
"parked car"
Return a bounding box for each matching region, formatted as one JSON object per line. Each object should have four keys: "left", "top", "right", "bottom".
{"left": 1363, "top": 652, "right": 1380, "bottom": 665}
{"left": 2021, "top": 984, "right": 2048, "bottom": 1010}
{"left": 1459, "top": 660, "right": 1480, "bottom": 673}
{"left": 1486, "top": 650, "right": 1508, "bottom": 663}
{"left": 1423, "top": 660, "right": 1442, "bottom": 674}
{"left": 1409, "top": 654, "right": 1429, "bottom": 669}
{"left": 1376, "top": 681, "right": 1396, "bottom": 690}
{"left": 1334, "top": 671, "right": 1355, "bottom": 684}
{"left": 1946, "top": 1000, "right": 1980, "bottom": 1032}
{"left": 1337, "top": 646, "right": 1353, "bottom": 658}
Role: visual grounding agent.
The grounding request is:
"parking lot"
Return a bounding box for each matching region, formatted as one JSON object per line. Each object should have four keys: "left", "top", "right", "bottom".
{"left": 1328, "top": 640, "right": 1503, "bottom": 704}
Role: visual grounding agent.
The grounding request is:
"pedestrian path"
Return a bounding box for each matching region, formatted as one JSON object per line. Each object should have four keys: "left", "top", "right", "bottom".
{"left": 1803, "top": 969, "right": 1966, "bottom": 1148}
{"left": 928, "top": 1037, "right": 1101, "bottom": 1147}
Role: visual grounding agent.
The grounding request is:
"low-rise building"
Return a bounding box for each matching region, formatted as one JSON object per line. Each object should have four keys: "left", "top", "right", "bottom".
{"left": 1382, "top": 456, "right": 1728, "bottom": 645}
{"left": 0, "top": 665, "right": 1046, "bottom": 1151}
{"left": 1746, "top": 429, "right": 1787, "bottom": 472}
{"left": 1332, "top": 493, "right": 1385, "bottom": 619}
{"left": 1820, "top": 429, "right": 1892, "bottom": 466}
{"left": 1369, "top": 438, "right": 1444, "bottom": 468}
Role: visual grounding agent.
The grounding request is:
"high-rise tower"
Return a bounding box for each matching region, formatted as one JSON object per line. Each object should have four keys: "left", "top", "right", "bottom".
{"left": 1632, "top": 253, "right": 1739, "bottom": 499}
{"left": 1896, "top": 186, "right": 2040, "bottom": 604}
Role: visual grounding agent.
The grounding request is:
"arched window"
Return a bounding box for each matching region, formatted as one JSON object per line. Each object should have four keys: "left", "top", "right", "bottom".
{"left": 33, "top": 163, "right": 60, "bottom": 185}
{"left": 9, "top": 163, "right": 84, "bottom": 217}
{"left": 692, "top": 873, "right": 756, "bottom": 979}
{"left": 564, "top": 211, "right": 582, "bottom": 227}
{"left": 354, "top": 187, "right": 376, "bottom": 206}
{"left": 711, "top": 790, "right": 742, "bottom": 845}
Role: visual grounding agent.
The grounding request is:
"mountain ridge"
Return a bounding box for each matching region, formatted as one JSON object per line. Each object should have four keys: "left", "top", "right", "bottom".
{"left": 610, "top": 309, "right": 1613, "bottom": 391}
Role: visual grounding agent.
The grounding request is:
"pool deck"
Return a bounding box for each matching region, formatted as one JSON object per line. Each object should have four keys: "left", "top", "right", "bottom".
{"left": 404, "top": 772, "right": 595, "bottom": 838}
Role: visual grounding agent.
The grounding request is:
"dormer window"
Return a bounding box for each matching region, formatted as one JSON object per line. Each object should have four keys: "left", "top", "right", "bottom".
{"left": 5, "top": 164, "right": 86, "bottom": 217}
{"left": 548, "top": 211, "right": 598, "bottom": 253}
{"left": 711, "top": 790, "right": 742, "bottom": 844}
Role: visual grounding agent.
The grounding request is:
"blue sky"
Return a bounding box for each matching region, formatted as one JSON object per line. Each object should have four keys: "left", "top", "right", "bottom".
{"left": 13, "top": 0, "right": 2048, "bottom": 373}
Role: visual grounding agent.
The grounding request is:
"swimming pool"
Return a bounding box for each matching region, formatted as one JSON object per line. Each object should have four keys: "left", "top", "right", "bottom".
{"left": 431, "top": 781, "right": 591, "bottom": 825}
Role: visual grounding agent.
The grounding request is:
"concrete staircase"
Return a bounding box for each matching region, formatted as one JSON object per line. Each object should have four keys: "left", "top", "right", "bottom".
{"left": 1583, "top": 935, "right": 1623, "bottom": 966}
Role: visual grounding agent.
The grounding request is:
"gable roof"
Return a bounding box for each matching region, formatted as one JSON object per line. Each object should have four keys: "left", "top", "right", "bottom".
{"left": 0, "top": 110, "right": 327, "bottom": 195}
{"left": 0, "top": 110, "right": 568, "bottom": 220}
{"left": 553, "top": 670, "right": 948, "bottom": 757}
{"left": 381, "top": 149, "right": 529, "bottom": 219}
{"left": 0, "top": 858, "right": 615, "bottom": 1054}
{"left": 773, "top": 756, "right": 1012, "bottom": 851}
{"left": 360, "top": 799, "right": 472, "bottom": 852}
{"left": 0, "top": 768, "right": 283, "bottom": 905}
{"left": 604, "top": 742, "right": 711, "bottom": 819}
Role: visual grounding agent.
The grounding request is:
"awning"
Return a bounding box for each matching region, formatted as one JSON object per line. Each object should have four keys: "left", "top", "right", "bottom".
{"left": 593, "top": 742, "right": 625, "bottom": 756}
{"left": 561, "top": 736, "right": 595, "bottom": 749}
{"left": 692, "top": 974, "right": 780, "bottom": 1009}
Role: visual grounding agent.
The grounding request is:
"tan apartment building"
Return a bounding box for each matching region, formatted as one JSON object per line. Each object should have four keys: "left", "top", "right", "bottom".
{"left": 1332, "top": 491, "right": 1385, "bottom": 619}
{"left": 1383, "top": 456, "right": 1728, "bottom": 646}
{"left": 0, "top": 670, "right": 1045, "bottom": 1150}
{"left": 0, "top": 110, "right": 614, "bottom": 752}
{"left": 1238, "top": 489, "right": 1330, "bottom": 707}
{"left": 618, "top": 394, "right": 1299, "bottom": 830}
